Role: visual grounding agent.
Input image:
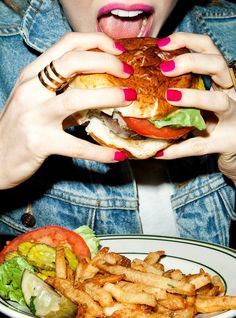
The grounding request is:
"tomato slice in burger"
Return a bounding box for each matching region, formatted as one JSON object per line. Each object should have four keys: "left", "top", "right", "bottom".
{"left": 123, "top": 117, "right": 192, "bottom": 139}
{"left": 0, "top": 226, "right": 90, "bottom": 263}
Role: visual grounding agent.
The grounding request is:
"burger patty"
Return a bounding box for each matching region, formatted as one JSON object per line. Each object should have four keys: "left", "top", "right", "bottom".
{"left": 100, "top": 112, "right": 146, "bottom": 140}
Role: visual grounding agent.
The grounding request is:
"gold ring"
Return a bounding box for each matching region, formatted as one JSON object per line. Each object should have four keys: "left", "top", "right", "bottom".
{"left": 38, "top": 61, "right": 71, "bottom": 93}
{"left": 228, "top": 60, "right": 236, "bottom": 91}
{"left": 50, "top": 61, "right": 68, "bottom": 81}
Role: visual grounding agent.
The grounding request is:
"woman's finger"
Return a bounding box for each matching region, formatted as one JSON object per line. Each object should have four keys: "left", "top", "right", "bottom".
{"left": 43, "top": 87, "right": 136, "bottom": 122}
{"left": 155, "top": 90, "right": 236, "bottom": 160}
{"left": 23, "top": 32, "right": 125, "bottom": 78}
{"left": 155, "top": 136, "right": 214, "bottom": 159}
{"left": 165, "top": 88, "right": 230, "bottom": 114}
{"left": 45, "top": 130, "right": 126, "bottom": 163}
{"left": 20, "top": 48, "right": 134, "bottom": 102}
{"left": 53, "top": 49, "right": 131, "bottom": 78}
{"left": 157, "top": 32, "right": 220, "bottom": 55}
{"left": 160, "top": 52, "right": 232, "bottom": 88}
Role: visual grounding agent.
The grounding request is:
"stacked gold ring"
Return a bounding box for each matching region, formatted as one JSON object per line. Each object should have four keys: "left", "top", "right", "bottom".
{"left": 38, "top": 61, "right": 71, "bottom": 92}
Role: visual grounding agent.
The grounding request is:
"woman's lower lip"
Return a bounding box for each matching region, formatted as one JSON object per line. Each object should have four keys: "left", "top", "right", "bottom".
{"left": 96, "top": 12, "right": 155, "bottom": 38}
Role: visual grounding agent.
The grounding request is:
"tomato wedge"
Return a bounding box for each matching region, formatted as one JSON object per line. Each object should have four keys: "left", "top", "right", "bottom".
{"left": 123, "top": 117, "right": 192, "bottom": 139}
{"left": 0, "top": 226, "right": 90, "bottom": 263}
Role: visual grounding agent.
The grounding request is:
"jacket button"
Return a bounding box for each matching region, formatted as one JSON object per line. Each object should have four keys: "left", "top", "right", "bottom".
{"left": 21, "top": 213, "right": 36, "bottom": 228}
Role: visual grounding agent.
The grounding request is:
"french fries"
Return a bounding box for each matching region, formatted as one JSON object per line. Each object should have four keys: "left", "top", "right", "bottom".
{"left": 45, "top": 247, "right": 236, "bottom": 318}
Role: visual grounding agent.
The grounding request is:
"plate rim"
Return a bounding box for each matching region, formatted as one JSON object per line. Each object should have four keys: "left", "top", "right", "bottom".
{"left": 98, "top": 234, "right": 236, "bottom": 257}
{"left": 96, "top": 234, "right": 236, "bottom": 256}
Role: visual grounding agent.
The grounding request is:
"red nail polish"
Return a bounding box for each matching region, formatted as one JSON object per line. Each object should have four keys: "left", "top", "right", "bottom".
{"left": 114, "top": 151, "right": 126, "bottom": 161}
{"left": 123, "top": 88, "right": 137, "bottom": 101}
{"left": 123, "top": 62, "right": 134, "bottom": 75}
{"left": 166, "top": 89, "right": 182, "bottom": 102}
{"left": 160, "top": 60, "right": 175, "bottom": 72}
{"left": 155, "top": 150, "right": 164, "bottom": 158}
{"left": 115, "top": 42, "right": 126, "bottom": 52}
{"left": 157, "top": 37, "right": 171, "bottom": 47}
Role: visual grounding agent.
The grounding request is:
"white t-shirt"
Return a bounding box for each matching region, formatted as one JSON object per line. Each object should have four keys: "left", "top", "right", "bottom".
{"left": 131, "top": 160, "right": 179, "bottom": 236}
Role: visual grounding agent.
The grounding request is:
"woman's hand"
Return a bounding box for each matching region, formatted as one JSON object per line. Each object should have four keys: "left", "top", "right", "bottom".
{"left": 0, "top": 32, "right": 135, "bottom": 189}
{"left": 156, "top": 32, "right": 236, "bottom": 184}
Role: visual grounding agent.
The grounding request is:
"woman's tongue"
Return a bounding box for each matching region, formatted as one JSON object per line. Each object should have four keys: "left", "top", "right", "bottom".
{"left": 99, "top": 15, "right": 143, "bottom": 39}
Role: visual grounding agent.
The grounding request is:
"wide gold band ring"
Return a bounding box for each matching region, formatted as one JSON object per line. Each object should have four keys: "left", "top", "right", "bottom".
{"left": 38, "top": 61, "right": 71, "bottom": 93}
{"left": 228, "top": 60, "right": 236, "bottom": 91}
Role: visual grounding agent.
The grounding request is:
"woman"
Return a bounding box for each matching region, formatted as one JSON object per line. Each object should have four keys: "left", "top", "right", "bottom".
{"left": 0, "top": 0, "right": 235, "bottom": 245}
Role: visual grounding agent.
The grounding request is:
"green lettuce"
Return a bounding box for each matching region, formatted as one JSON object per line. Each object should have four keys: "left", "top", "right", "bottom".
{"left": 150, "top": 108, "right": 206, "bottom": 130}
{"left": 74, "top": 225, "right": 100, "bottom": 257}
{"left": 0, "top": 256, "right": 34, "bottom": 305}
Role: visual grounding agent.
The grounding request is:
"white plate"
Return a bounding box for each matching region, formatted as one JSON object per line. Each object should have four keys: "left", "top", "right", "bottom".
{"left": 1, "top": 235, "right": 236, "bottom": 318}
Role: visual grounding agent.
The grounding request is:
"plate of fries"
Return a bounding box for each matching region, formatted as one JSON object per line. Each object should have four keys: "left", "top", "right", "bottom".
{"left": 1, "top": 234, "right": 236, "bottom": 318}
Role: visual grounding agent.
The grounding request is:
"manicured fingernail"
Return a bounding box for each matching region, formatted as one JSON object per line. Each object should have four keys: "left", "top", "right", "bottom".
{"left": 166, "top": 89, "right": 182, "bottom": 102}
{"left": 160, "top": 60, "right": 175, "bottom": 72}
{"left": 115, "top": 42, "right": 126, "bottom": 52}
{"left": 123, "top": 62, "right": 134, "bottom": 75}
{"left": 123, "top": 88, "right": 137, "bottom": 101}
{"left": 155, "top": 150, "right": 164, "bottom": 157}
{"left": 114, "top": 151, "right": 126, "bottom": 161}
{"left": 157, "top": 37, "right": 171, "bottom": 47}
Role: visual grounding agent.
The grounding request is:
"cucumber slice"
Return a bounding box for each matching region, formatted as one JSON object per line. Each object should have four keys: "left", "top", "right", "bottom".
{"left": 44, "top": 297, "right": 77, "bottom": 318}
{"left": 21, "top": 270, "right": 77, "bottom": 317}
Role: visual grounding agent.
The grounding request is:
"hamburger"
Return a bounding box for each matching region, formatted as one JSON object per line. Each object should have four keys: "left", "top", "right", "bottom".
{"left": 70, "top": 37, "right": 206, "bottom": 159}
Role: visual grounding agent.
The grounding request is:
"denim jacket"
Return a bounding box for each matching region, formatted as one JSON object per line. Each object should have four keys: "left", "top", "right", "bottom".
{"left": 0, "top": 0, "right": 235, "bottom": 245}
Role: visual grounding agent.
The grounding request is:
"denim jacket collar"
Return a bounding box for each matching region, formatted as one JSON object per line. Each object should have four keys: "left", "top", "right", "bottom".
{"left": 0, "top": 0, "right": 70, "bottom": 49}
{"left": 20, "top": 0, "right": 72, "bottom": 53}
